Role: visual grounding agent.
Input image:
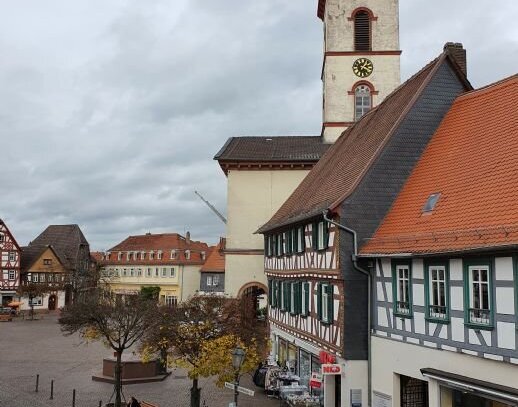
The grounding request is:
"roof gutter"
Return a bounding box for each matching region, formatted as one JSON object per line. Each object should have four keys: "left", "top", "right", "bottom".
{"left": 322, "top": 210, "right": 372, "bottom": 407}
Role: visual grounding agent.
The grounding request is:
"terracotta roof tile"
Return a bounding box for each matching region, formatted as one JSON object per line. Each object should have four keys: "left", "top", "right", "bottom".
{"left": 103, "top": 233, "right": 209, "bottom": 265}
{"left": 258, "top": 52, "right": 462, "bottom": 233}
{"left": 200, "top": 238, "right": 225, "bottom": 273}
{"left": 360, "top": 75, "right": 518, "bottom": 255}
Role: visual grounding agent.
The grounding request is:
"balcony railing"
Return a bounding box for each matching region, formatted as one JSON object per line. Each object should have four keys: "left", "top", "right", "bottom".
{"left": 428, "top": 304, "right": 448, "bottom": 320}
{"left": 396, "top": 301, "right": 411, "bottom": 315}
{"left": 469, "top": 308, "right": 491, "bottom": 325}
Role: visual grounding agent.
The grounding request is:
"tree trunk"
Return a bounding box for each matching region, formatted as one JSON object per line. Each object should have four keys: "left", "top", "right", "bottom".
{"left": 190, "top": 377, "right": 201, "bottom": 407}
{"left": 115, "top": 350, "right": 123, "bottom": 407}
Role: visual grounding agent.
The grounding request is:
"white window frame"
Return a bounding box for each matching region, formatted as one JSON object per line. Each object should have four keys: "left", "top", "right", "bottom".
{"left": 207, "top": 276, "right": 213, "bottom": 286}
{"left": 395, "top": 264, "right": 411, "bottom": 315}
{"left": 468, "top": 265, "right": 491, "bottom": 325}
{"left": 149, "top": 251, "right": 154, "bottom": 260}
{"left": 321, "top": 284, "right": 329, "bottom": 322}
{"left": 165, "top": 295, "right": 177, "bottom": 307}
{"left": 30, "top": 296, "right": 43, "bottom": 306}
{"left": 213, "top": 275, "right": 219, "bottom": 286}
{"left": 155, "top": 268, "right": 159, "bottom": 277}
{"left": 33, "top": 273, "right": 39, "bottom": 283}
{"left": 9, "top": 252, "right": 15, "bottom": 262}
{"left": 170, "top": 268, "right": 176, "bottom": 277}
{"left": 170, "top": 250, "right": 176, "bottom": 259}
{"left": 185, "top": 250, "right": 190, "bottom": 260}
{"left": 296, "top": 226, "right": 304, "bottom": 253}
{"left": 146, "top": 268, "right": 151, "bottom": 277}
{"left": 162, "top": 268, "right": 167, "bottom": 277}
{"left": 301, "top": 283, "right": 308, "bottom": 315}
{"left": 157, "top": 251, "right": 163, "bottom": 260}
{"left": 0, "top": 234, "right": 3, "bottom": 242}
{"left": 428, "top": 265, "right": 447, "bottom": 319}
{"left": 290, "top": 282, "right": 296, "bottom": 313}
{"left": 8, "top": 270, "right": 15, "bottom": 281}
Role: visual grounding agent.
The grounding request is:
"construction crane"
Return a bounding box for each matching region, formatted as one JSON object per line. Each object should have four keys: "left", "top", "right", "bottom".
{"left": 194, "top": 190, "right": 227, "bottom": 224}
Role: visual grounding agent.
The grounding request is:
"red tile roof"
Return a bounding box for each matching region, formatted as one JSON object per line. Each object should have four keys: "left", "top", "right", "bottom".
{"left": 200, "top": 238, "right": 225, "bottom": 273}
{"left": 360, "top": 75, "right": 518, "bottom": 255}
{"left": 103, "top": 233, "right": 209, "bottom": 265}
{"left": 258, "top": 51, "right": 469, "bottom": 233}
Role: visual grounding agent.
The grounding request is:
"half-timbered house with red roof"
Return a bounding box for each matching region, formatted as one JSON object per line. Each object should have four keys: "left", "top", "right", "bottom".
{"left": 0, "top": 219, "right": 21, "bottom": 306}
{"left": 258, "top": 45, "right": 472, "bottom": 406}
{"left": 359, "top": 75, "right": 518, "bottom": 407}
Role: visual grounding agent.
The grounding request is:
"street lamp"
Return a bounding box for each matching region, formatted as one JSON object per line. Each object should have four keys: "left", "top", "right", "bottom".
{"left": 231, "top": 346, "right": 246, "bottom": 406}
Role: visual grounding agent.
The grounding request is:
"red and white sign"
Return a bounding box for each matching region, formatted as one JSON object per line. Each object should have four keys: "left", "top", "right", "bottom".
{"left": 319, "top": 351, "right": 336, "bottom": 364}
{"left": 309, "top": 372, "right": 323, "bottom": 389}
{"left": 321, "top": 364, "right": 343, "bottom": 375}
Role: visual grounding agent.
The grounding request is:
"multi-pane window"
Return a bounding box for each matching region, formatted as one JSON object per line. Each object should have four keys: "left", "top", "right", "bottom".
{"left": 162, "top": 268, "right": 167, "bottom": 277}
{"left": 130, "top": 269, "right": 135, "bottom": 277}
{"left": 30, "top": 297, "right": 43, "bottom": 306}
{"left": 290, "top": 282, "right": 297, "bottom": 314}
{"left": 296, "top": 226, "right": 305, "bottom": 253}
{"left": 185, "top": 250, "right": 190, "bottom": 260}
{"left": 137, "top": 269, "right": 142, "bottom": 277}
{"left": 213, "top": 275, "right": 219, "bottom": 286}
{"left": 0, "top": 234, "right": 3, "bottom": 242}
{"left": 276, "top": 234, "right": 284, "bottom": 257}
{"left": 9, "top": 252, "right": 16, "bottom": 262}
{"left": 8, "top": 270, "right": 15, "bottom": 281}
{"left": 301, "top": 282, "right": 310, "bottom": 316}
{"left": 313, "top": 221, "right": 329, "bottom": 251}
{"left": 394, "top": 263, "right": 412, "bottom": 316}
{"left": 318, "top": 283, "right": 334, "bottom": 324}
{"left": 155, "top": 268, "right": 159, "bottom": 277}
{"left": 355, "top": 85, "right": 372, "bottom": 121}
{"left": 207, "top": 276, "right": 213, "bottom": 286}
{"left": 33, "top": 273, "right": 39, "bottom": 283}
{"left": 468, "top": 265, "right": 491, "bottom": 326}
{"left": 171, "top": 268, "right": 176, "bottom": 278}
{"left": 40, "top": 273, "right": 46, "bottom": 282}
{"left": 149, "top": 251, "right": 154, "bottom": 260}
{"left": 146, "top": 268, "right": 151, "bottom": 277}
{"left": 427, "top": 265, "right": 448, "bottom": 320}
{"left": 43, "top": 259, "right": 52, "bottom": 265}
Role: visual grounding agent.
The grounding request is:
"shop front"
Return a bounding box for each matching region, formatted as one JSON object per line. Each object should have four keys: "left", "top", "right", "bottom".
{"left": 272, "top": 329, "right": 344, "bottom": 406}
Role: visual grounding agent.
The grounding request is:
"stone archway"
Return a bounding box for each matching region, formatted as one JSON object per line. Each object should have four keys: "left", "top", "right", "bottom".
{"left": 238, "top": 282, "right": 268, "bottom": 319}
{"left": 48, "top": 294, "right": 57, "bottom": 311}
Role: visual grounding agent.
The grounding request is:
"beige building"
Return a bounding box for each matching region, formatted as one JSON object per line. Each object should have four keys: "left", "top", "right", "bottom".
{"left": 215, "top": 0, "right": 401, "bottom": 302}
{"left": 99, "top": 232, "right": 209, "bottom": 304}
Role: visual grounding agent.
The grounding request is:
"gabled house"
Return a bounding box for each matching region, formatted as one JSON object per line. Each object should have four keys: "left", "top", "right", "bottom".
{"left": 20, "top": 245, "right": 67, "bottom": 311}
{"left": 258, "top": 44, "right": 472, "bottom": 406}
{"left": 199, "top": 238, "right": 225, "bottom": 294}
{"left": 0, "top": 219, "right": 21, "bottom": 306}
{"left": 28, "top": 224, "right": 91, "bottom": 303}
{"left": 359, "top": 75, "right": 518, "bottom": 407}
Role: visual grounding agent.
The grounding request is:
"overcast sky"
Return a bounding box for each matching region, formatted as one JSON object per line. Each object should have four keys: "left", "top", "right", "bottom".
{"left": 0, "top": 1, "right": 516, "bottom": 251}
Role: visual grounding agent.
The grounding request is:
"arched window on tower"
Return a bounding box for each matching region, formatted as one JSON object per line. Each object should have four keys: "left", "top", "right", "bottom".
{"left": 355, "top": 85, "right": 372, "bottom": 121}
{"left": 354, "top": 10, "right": 371, "bottom": 51}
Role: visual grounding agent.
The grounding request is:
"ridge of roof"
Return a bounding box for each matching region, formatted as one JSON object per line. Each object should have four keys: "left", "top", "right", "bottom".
{"left": 455, "top": 73, "right": 517, "bottom": 101}
{"left": 258, "top": 49, "right": 467, "bottom": 233}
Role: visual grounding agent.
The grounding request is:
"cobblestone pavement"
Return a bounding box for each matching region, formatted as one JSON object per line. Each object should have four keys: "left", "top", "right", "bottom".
{"left": 0, "top": 315, "right": 278, "bottom": 407}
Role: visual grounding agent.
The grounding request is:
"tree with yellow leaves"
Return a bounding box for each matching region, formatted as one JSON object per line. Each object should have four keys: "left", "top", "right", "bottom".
{"left": 140, "top": 294, "right": 267, "bottom": 407}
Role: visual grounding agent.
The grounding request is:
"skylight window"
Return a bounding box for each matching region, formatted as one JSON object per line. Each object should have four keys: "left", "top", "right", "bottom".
{"left": 423, "top": 193, "right": 441, "bottom": 213}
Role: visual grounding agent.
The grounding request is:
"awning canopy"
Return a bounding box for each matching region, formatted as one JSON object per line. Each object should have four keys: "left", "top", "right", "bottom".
{"left": 421, "top": 368, "right": 518, "bottom": 405}
{"left": 7, "top": 301, "right": 24, "bottom": 307}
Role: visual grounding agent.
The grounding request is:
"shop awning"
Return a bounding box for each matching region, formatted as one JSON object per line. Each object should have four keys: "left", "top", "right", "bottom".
{"left": 7, "top": 301, "right": 23, "bottom": 307}
{"left": 421, "top": 368, "right": 518, "bottom": 405}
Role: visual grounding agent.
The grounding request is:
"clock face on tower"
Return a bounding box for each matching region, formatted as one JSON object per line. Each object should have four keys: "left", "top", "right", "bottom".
{"left": 352, "top": 58, "right": 374, "bottom": 78}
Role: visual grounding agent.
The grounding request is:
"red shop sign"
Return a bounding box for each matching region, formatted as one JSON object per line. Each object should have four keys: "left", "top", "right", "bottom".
{"left": 322, "top": 364, "right": 343, "bottom": 375}
{"left": 319, "top": 350, "right": 336, "bottom": 364}
{"left": 309, "top": 372, "right": 322, "bottom": 389}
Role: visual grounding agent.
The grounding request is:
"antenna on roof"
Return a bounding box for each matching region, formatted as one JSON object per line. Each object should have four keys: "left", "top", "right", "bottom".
{"left": 194, "top": 191, "right": 227, "bottom": 224}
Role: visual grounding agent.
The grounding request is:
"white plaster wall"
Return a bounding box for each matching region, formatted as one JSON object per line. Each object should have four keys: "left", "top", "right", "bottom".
{"left": 372, "top": 336, "right": 518, "bottom": 405}
{"left": 180, "top": 265, "right": 202, "bottom": 301}
{"left": 495, "top": 257, "right": 514, "bottom": 280}
{"left": 224, "top": 254, "right": 266, "bottom": 297}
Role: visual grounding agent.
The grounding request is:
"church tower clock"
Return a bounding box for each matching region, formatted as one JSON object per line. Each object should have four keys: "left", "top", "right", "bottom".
{"left": 318, "top": 0, "right": 401, "bottom": 143}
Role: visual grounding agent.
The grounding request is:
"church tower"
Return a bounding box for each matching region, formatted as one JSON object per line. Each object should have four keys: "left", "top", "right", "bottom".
{"left": 319, "top": 0, "right": 401, "bottom": 143}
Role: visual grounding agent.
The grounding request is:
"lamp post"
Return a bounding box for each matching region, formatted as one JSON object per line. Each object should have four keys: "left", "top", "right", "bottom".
{"left": 231, "top": 346, "right": 246, "bottom": 406}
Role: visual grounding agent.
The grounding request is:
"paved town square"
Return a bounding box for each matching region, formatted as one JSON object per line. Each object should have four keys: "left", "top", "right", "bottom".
{"left": 0, "top": 315, "right": 277, "bottom": 407}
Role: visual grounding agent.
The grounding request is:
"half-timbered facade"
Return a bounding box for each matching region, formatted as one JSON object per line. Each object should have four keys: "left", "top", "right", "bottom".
{"left": 260, "top": 45, "right": 472, "bottom": 406}
{"left": 0, "top": 219, "right": 21, "bottom": 306}
{"left": 360, "top": 75, "right": 518, "bottom": 407}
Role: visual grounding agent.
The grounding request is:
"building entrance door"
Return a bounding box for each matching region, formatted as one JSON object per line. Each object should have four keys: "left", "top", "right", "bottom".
{"left": 48, "top": 294, "right": 57, "bottom": 311}
{"left": 401, "top": 375, "right": 429, "bottom": 407}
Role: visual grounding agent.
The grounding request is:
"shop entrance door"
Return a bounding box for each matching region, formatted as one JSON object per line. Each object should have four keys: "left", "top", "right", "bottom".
{"left": 334, "top": 374, "right": 341, "bottom": 407}
{"left": 401, "top": 375, "right": 429, "bottom": 407}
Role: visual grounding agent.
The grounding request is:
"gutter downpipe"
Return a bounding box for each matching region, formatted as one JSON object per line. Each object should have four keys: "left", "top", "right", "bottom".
{"left": 323, "top": 210, "right": 372, "bottom": 407}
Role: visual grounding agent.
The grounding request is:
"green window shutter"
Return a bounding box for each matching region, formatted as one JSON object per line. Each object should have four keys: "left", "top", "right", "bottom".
{"left": 317, "top": 283, "right": 322, "bottom": 320}
{"left": 301, "top": 226, "right": 306, "bottom": 252}
{"left": 277, "top": 281, "right": 281, "bottom": 308}
{"left": 312, "top": 223, "right": 318, "bottom": 250}
{"left": 286, "top": 232, "right": 292, "bottom": 255}
{"left": 268, "top": 280, "right": 272, "bottom": 306}
{"left": 285, "top": 282, "right": 290, "bottom": 311}
{"left": 327, "top": 284, "right": 334, "bottom": 324}
{"left": 323, "top": 222, "right": 330, "bottom": 249}
{"left": 297, "top": 281, "right": 302, "bottom": 314}
{"left": 304, "top": 282, "right": 310, "bottom": 316}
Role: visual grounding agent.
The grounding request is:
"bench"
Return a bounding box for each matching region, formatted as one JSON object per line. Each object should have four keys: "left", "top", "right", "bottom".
{"left": 141, "top": 402, "right": 158, "bottom": 407}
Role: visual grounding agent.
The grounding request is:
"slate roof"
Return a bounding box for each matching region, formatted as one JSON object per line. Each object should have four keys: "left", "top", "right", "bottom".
{"left": 200, "top": 238, "right": 225, "bottom": 273}
{"left": 29, "top": 225, "right": 89, "bottom": 271}
{"left": 258, "top": 51, "right": 470, "bottom": 233}
{"left": 214, "top": 136, "right": 329, "bottom": 163}
{"left": 104, "top": 233, "right": 209, "bottom": 265}
{"left": 360, "top": 75, "right": 518, "bottom": 255}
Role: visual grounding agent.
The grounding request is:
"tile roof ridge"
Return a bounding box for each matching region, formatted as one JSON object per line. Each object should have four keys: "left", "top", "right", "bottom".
{"left": 456, "top": 74, "right": 518, "bottom": 101}
{"left": 327, "top": 53, "right": 448, "bottom": 211}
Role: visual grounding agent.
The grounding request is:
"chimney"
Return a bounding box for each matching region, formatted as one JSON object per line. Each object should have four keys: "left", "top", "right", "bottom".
{"left": 186, "top": 231, "right": 191, "bottom": 244}
{"left": 444, "top": 42, "right": 467, "bottom": 77}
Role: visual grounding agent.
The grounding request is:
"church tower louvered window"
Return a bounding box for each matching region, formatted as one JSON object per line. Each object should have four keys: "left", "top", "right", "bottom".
{"left": 354, "top": 11, "right": 371, "bottom": 51}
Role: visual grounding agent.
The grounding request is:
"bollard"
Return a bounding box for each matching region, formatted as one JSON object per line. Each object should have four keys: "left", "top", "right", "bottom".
{"left": 35, "top": 374, "right": 39, "bottom": 392}
{"left": 50, "top": 379, "right": 54, "bottom": 400}
{"left": 72, "top": 388, "right": 76, "bottom": 407}
{"left": 99, "top": 401, "right": 102, "bottom": 407}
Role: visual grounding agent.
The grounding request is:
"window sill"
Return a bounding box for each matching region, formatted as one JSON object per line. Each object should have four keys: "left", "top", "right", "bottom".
{"left": 464, "top": 322, "right": 494, "bottom": 331}
{"left": 425, "top": 316, "right": 450, "bottom": 324}
{"left": 394, "top": 312, "right": 413, "bottom": 319}
{"left": 320, "top": 320, "right": 333, "bottom": 326}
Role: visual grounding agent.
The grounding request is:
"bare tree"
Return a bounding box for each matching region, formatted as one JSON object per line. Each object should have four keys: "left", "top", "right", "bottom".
{"left": 59, "top": 288, "right": 157, "bottom": 407}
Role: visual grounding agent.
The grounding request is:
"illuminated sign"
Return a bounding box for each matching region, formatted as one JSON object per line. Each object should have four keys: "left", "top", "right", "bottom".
{"left": 321, "top": 364, "right": 343, "bottom": 375}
